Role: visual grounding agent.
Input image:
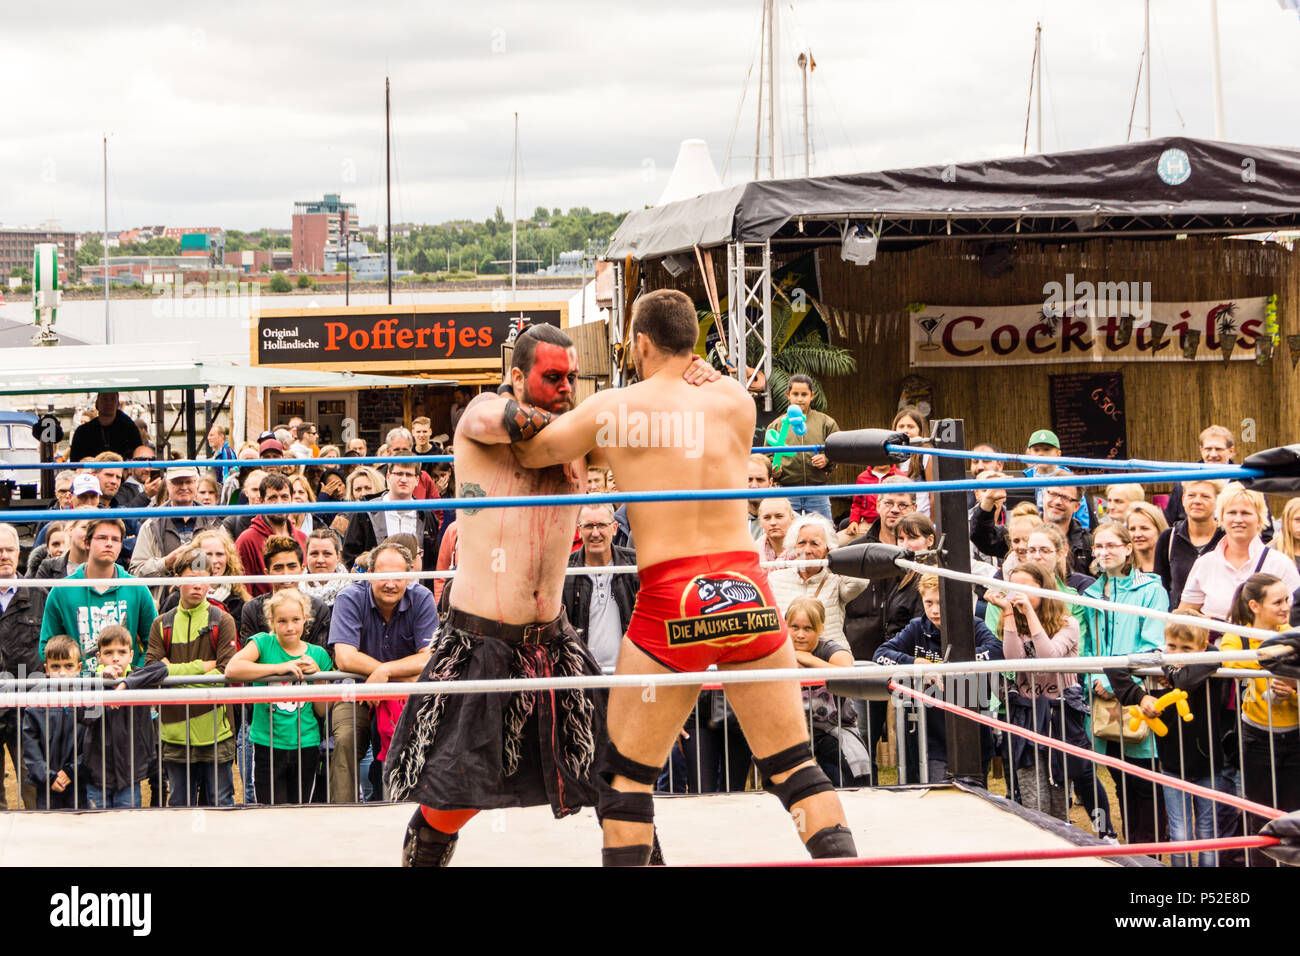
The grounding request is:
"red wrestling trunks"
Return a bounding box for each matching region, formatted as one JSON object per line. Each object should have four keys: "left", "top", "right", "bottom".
{"left": 624, "top": 550, "right": 789, "bottom": 672}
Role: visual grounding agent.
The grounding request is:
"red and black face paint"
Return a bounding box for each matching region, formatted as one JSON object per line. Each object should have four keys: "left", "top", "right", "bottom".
{"left": 523, "top": 343, "right": 578, "bottom": 413}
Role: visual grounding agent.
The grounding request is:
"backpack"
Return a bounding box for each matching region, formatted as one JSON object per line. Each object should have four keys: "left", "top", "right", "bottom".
{"left": 160, "top": 604, "right": 227, "bottom": 658}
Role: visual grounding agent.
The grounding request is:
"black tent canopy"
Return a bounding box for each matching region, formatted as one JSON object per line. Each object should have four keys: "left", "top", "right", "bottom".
{"left": 605, "top": 137, "right": 1300, "bottom": 260}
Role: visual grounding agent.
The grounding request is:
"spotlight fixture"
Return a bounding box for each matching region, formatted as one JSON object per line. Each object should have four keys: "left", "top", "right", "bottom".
{"left": 840, "top": 224, "right": 878, "bottom": 266}
{"left": 662, "top": 253, "right": 692, "bottom": 277}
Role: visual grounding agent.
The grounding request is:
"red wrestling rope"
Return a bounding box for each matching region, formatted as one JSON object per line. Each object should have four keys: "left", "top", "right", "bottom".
{"left": 715, "top": 834, "right": 1278, "bottom": 867}
{"left": 888, "top": 680, "right": 1285, "bottom": 822}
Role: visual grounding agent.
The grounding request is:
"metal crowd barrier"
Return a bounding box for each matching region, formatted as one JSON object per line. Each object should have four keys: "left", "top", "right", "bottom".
{"left": 1, "top": 660, "right": 1295, "bottom": 870}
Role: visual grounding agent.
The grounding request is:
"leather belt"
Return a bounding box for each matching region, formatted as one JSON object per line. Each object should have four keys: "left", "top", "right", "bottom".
{"left": 447, "top": 608, "right": 565, "bottom": 645}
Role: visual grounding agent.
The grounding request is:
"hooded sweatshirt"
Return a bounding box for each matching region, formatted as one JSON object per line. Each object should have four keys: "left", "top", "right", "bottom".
{"left": 236, "top": 515, "right": 307, "bottom": 597}
{"left": 39, "top": 565, "right": 158, "bottom": 674}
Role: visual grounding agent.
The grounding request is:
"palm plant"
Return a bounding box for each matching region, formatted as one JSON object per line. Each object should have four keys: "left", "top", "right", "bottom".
{"left": 699, "top": 291, "right": 856, "bottom": 413}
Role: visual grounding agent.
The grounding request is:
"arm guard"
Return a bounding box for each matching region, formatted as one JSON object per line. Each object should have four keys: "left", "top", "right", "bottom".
{"left": 503, "top": 398, "right": 555, "bottom": 443}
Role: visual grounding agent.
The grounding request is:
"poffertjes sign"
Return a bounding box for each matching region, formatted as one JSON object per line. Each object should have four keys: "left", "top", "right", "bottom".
{"left": 252, "top": 303, "right": 567, "bottom": 371}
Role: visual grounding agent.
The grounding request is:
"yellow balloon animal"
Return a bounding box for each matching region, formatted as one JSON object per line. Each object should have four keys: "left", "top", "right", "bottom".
{"left": 1127, "top": 689, "right": 1194, "bottom": 737}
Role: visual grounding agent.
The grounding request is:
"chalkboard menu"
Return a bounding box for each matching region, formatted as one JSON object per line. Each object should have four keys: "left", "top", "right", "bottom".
{"left": 1049, "top": 372, "right": 1127, "bottom": 461}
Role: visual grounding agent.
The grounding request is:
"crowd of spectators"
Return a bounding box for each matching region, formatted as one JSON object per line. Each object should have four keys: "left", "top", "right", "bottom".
{"left": 0, "top": 383, "right": 1296, "bottom": 869}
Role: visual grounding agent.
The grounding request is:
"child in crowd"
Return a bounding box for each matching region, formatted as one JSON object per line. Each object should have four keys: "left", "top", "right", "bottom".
{"left": 1105, "top": 618, "right": 1236, "bottom": 866}
{"left": 225, "top": 588, "right": 332, "bottom": 805}
{"left": 1223, "top": 573, "right": 1299, "bottom": 866}
{"left": 81, "top": 626, "right": 169, "bottom": 809}
{"left": 146, "top": 547, "right": 239, "bottom": 807}
{"left": 45, "top": 523, "right": 69, "bottom": 563}
{"left": 989, "top": 562, "right": 1084, "bottom": 822}
{"left": 21, "top": 636, "right": 84, "bottom": 809}
{"left": 875, "top": 575, "right": 1003, "bottom": 784}
{"left": 787, "top": 597, "right": 871, "bottom": 786}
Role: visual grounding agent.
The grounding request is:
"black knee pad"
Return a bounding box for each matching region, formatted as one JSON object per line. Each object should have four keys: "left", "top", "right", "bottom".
{"left": 602, "top": 844, "right": 653, "bottom": 867}
{"left": 754, "top": 742, "right": 814, "bottom": 781}
{"left": 599, "top": 741, "right": 661, "bottom": 787}
{"left": 764, "top": 764, "right": 835, "bottom": 812}
{"left": 806, "top": 824, "right": 857, "bottom": 859}
{"left": 597, "top": 788, "right": 656, "bottom": 824}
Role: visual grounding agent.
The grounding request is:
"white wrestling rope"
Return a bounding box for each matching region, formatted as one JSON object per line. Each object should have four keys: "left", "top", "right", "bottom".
{"left": 0, "top": 648, "right": 1279, "bottom": 709}
{"left": 0, "top": 558, "right": 829, "bottom": 589}
{"left": 896, "top": 556, "right": 1285, "bottom": 643}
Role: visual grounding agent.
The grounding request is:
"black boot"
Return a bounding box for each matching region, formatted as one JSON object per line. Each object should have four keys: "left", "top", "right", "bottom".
{"left": 805, "top": 824, "right": 857, "bottom": 859}
{"left": 602, "top": 844, "right": 653, "bottom": 867}
{"left": 401, "top": 810, "right": 459, "bottom": 867}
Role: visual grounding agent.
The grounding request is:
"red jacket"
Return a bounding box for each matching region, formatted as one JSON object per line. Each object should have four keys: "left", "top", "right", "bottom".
{"left": 235, "top": 515, "right": 307, "bottom": 597}
{"left": 849, "top": 466, "right": 904, "bottom": 525}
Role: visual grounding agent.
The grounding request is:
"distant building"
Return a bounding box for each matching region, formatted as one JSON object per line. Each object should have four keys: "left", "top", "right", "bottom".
{"left": 163, "top": 226, "right": 223, "bottom": 240}
{"left": 79, "top": 255, "right": 235, "bottom": 287}
{"left": 292, "top": 193, "right": 357, "bottom": 273}
{"left": 540, "top": 250, "right": 592, "bottom": 277}
{"left": 225, "top": 249, "right": 276, "bottom": 274}
{"left": 180, "top": 231, "right": 225, "bottom": 261}
{"left": 0, "top": 225, "right": 77, "bottom": 282}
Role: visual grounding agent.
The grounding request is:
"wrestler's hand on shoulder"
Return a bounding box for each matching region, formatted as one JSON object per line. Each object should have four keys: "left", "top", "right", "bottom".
{"left": 683, "top": 355, "right": 722, "bottom": 386}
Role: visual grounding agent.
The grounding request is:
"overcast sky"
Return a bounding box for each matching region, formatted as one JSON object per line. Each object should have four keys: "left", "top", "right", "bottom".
{"left": 1, "top": 0, "right": 1297, "bottom": 234}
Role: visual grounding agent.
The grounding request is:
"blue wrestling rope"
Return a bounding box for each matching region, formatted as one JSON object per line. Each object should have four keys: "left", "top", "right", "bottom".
{"left": 4, "top": 445, "right": 1202, "bottom": 472}
{"left": 10, "top": 448, "right": 825, "bottom": 469}
{"left": 885, "top": 444, "right": 1224, "bottom": 474}
{"left": 1, "top": 465, "right": 1260, "bottom": 522}
{"left": 6, "top": 454, "right": 456, "bottom": 470}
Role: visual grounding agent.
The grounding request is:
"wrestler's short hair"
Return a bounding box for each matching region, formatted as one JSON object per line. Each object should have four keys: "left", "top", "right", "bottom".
{"left": 511, "top": 324, "right": 573, "bottom": 374}
{"left": 632, "top": 289, "right": 698, "bottom": 355}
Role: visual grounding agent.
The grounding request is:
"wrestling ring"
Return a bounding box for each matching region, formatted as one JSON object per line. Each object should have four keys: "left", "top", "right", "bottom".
{"left": 4, "top": 429, "right": 1300, "bottom": 867}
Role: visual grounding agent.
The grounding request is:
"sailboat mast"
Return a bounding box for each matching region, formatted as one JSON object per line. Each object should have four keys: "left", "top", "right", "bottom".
{"left": 766, "top": 0, "right": 776, "bottom": 179}
{"left": 512, "top": 111, "right": 518, "bottom": 294}
{"left": 1144, "top": 0, "right": 1152, "bottom": 137}
{"left": 1209, "top": 0, "right": 1225, "bottom": 137}
{"left": 1035, "top": 23, "right": 1043, "bottom": 153}
{"left": 385, "top": 76, "right": 392, "bottom": 305}
{"left": 754, "top": 0, "right": 765, "bottom": 180}
{"left": 103, "top": 134, "right": 110, "bottom": 344}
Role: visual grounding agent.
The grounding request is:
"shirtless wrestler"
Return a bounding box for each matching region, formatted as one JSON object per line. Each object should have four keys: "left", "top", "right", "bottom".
{"left": 513, "top": 289, "right": 857, "bottom": 865}
{"left": 385, "top": 322, "right": 715, "bottom": 866}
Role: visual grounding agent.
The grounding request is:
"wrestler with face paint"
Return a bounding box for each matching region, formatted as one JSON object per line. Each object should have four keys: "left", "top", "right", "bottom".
{"left": 522, "top": 341, "right": 578, "bottom": 414}
{"left": 388, "top": 324, "right": 717, "bottom": 866}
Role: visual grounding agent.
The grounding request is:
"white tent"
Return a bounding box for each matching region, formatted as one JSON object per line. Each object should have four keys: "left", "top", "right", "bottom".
{"left": 657, "top": 139, "right": 723, "bottom": 206}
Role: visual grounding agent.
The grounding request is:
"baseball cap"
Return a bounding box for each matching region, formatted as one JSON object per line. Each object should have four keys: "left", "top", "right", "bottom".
{"left": 166, "top": 466, "right": 200, "bottom": 482}
{"left": 259, "top": 438, "right": 285, "bottom": 455}
{"left": 1027, "top": 429, "right": 1060, "bottom": 450}
{"left": 257, "top": 431, "right": 277, "bottom": 444}
{"left": 72, "top": 473, "right": 102, "bottom": 497}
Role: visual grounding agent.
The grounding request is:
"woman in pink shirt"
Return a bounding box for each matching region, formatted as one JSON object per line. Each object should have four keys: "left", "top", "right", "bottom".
{"left": 1178, "top": 483, "right": 1300, "bottom": 621}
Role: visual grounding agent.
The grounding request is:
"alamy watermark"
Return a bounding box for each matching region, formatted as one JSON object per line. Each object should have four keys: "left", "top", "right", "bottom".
{"left": 595, "top": 405, "right": 705, "bottom": 459}
{"left": 49, "top": 886, "right": 151, "bottom": 936}
{"left": 151, "top": 280, "right": 262, "bottom": 321}
{"left": 1042, "top": 273, "right": 1152, "bottom": 322}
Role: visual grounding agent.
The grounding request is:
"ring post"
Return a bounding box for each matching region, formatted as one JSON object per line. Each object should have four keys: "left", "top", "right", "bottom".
{"left": 931, "top": 419, "right": 983, "bottom": 782}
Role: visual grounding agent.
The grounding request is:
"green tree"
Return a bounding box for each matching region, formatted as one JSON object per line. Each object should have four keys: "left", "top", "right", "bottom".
{"left": 270, "top": 272, "right": 292, "bottom": 293}
{"left": 700, "top": 295, "right": 856, "bottom": 413}
{"left": 296, "top": 274, "right": 313, "bottom": 289}
{"left": 77, "top": 237, "right": 104, "bottom": 267}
